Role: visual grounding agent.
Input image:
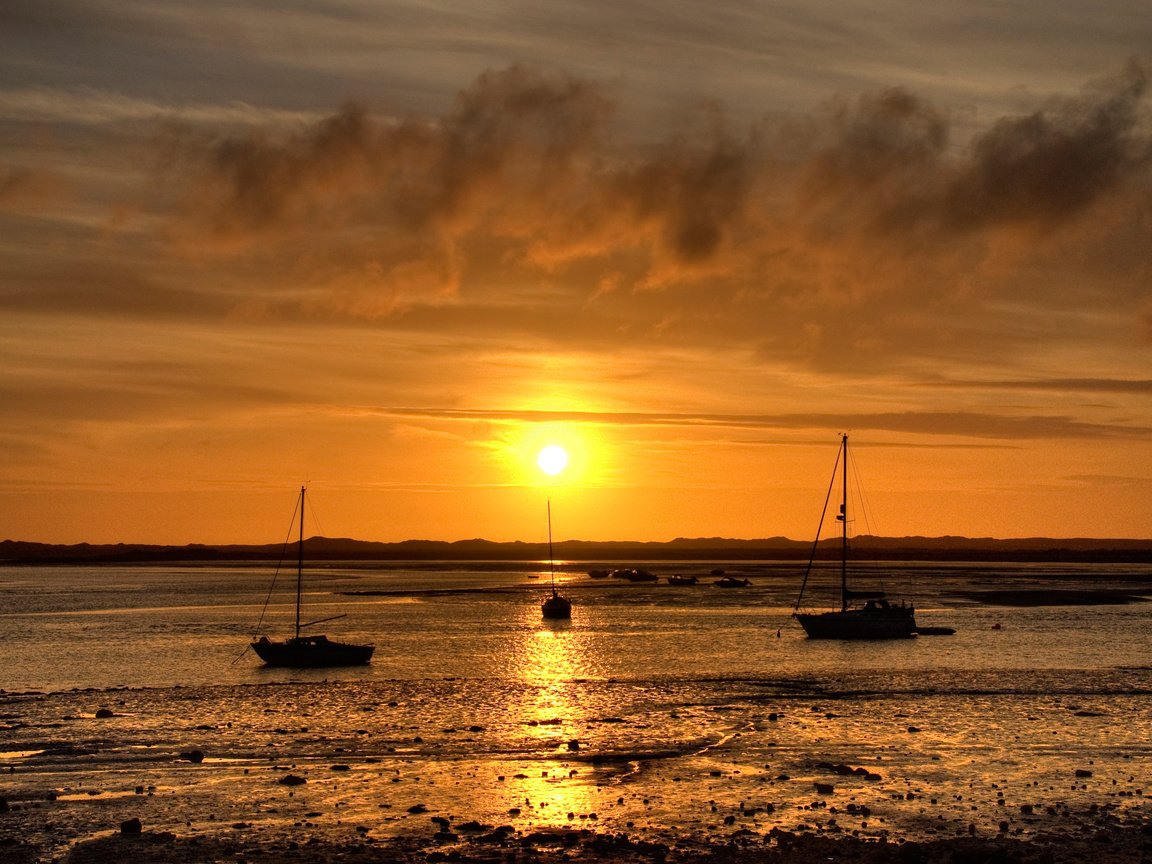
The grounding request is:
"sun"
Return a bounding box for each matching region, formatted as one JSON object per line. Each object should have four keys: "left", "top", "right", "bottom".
{"left": 537, "top": 444, "right": 569, "bottom": 476}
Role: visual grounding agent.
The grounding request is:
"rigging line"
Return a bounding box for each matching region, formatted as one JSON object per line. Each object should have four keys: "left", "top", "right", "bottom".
{"left": 847, "top": 445, "right": 889, "bottom": 593}
{"left": 848, "top": 444, "right": 875, "bottom": 538}
{"left": 793, "top": 440, "right": 842, "bottom": 612}
{"left": 250, "top": 491, "right": 303, "bottom": 638}
{"left": 303, "top": 482, "right": 324, "bottom": 538}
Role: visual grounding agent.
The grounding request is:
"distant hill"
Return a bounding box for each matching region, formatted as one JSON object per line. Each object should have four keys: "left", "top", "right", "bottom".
{"left": 1, "top": 535, "right": 1149, "bottom": 565}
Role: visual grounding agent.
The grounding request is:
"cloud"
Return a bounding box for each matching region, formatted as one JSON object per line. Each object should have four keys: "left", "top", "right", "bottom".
{"left": 944, "top": 61, "right": 1151, "bottom": 232}
{"left": 3, "top": 62, "right": 1145, "bottom": 382}
{"left": 927, "top": 378, "right": 1152, "bottom": 394}
{"left": 375, "top": 406, "right": 1151, "bottom": 442}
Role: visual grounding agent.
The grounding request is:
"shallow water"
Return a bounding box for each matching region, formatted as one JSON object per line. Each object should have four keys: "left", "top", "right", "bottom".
{"left": 0, "top": 561, "right": 1149, "bottom": 853}
{"left": 2, "top": 560, "right": 1150, "bottom": 691}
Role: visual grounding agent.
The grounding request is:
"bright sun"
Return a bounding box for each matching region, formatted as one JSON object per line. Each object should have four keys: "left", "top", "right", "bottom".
{"left": 537, "top": 444, "right": 569, "bottom": 476}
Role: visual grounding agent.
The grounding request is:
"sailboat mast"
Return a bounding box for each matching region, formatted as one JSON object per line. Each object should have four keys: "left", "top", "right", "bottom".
{"left": 840, "top": 434, "right": 848, "bottom": 612}
{"left": 547, "top": 499, "right": 556, "bottom": 593}
{"left": 295, "top": 485, "right": 304, "bottom": 639}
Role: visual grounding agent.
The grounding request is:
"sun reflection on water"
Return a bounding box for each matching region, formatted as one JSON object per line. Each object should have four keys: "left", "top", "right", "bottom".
{"left": 513, "top": 614, "right": 590, "bottom": 737}
{"left": 493, "top": 609, "right": 619, "bottom": 825}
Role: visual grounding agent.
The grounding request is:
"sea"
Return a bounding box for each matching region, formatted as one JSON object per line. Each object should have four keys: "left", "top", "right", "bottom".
{"left": 1, "top": 560, "right": 1150, "bottom": 851}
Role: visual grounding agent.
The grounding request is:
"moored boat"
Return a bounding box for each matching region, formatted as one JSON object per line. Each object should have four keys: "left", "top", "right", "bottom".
{"left": 541, "top": 501, "right": 572, "bottom": 620}
{"left": 612, "top": 568, "right": 658, "bottom": 582}
{"left": 251, "top": 487, "right": 375, "bottom": 666}
{"left": 792, "top": 435, "right": 935, "bottom": 640}
{"left": 714, "top": 576, "right": 751, "bottom": 588}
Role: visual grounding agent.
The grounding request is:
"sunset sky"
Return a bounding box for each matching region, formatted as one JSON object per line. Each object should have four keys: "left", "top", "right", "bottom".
{"left": 2, "top": 1, "right": 1150, "bottom": 545}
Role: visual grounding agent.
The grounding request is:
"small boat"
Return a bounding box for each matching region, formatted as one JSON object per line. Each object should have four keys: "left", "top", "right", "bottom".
{"left": 914, "top": 625, "right": 956, "bottom": 636}
{"left": 714, "top": 576, "right": 751, "bottom": 588}
{"left": 792, "top": 435, "right": 937, "bottom": 640}
{"left": 612, "top": 568, "right": 658, "bottom": 582}
{"left": 541, "top": 501, "right": 572, "bottom": 620}
{"left": 587, "top": 569, "right": 610, "bottom": 579}
{"left": 666, "top": 574, "right": 698, "bottom": 586}
{"left": 251, "top": 487, "right": 375, "bottom": 667}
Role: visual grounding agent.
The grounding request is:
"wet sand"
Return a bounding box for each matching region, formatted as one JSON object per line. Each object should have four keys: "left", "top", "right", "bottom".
{"left": 2, "top": 683, "right": 1149, "bottom": 863}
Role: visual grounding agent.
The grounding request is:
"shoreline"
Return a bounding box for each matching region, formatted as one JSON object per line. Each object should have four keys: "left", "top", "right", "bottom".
{"left": 4, "top": 536, "right": 1152, "bottom": 566}
{"left": 2, "top": 681, "right": 1149, "bottom": 863}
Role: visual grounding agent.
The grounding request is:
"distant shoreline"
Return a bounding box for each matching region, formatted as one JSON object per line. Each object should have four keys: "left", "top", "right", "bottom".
{"left": 2, "top": 535, "right": 1150, "bottom": 565}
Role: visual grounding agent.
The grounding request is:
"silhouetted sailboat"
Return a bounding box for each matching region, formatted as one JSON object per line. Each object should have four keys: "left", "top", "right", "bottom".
{"left": 251, "top": 487, "right": 375, "bottom": 666}
{"left": 540, "top": 500, "right": 572, "bottom": 620}
{"left": 793, "top": 435, "right": 918, "bottom": 639}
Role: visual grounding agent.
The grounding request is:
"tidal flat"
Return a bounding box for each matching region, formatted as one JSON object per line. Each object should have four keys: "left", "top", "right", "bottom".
{"left": 0, "top": 562, "right": 1150, "bottom": 861}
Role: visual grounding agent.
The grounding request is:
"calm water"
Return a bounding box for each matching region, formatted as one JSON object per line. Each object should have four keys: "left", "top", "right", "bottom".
{"left": 1, "top": 561, "right": 1149, "bottom": 850}
{"left": 1, "top": 560, "right": 1150, "bottom": 691}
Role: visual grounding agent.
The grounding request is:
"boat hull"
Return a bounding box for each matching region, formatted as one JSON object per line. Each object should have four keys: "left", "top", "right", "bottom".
{"left": 794, "top": 607, "right": 917, "bottom": 640}
{"left": 541, "top": 594, "right": 572, "bottom": 619}
{"left": 251, "top": 635, "right": 374, "bottom": 667}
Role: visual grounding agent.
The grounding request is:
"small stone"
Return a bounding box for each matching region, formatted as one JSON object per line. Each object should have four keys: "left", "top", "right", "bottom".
{"left": 120, "top": 817, "right": 142, "bottom": 835}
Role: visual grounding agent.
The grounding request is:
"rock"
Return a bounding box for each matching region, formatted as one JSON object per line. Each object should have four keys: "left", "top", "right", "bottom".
{"left": 567, "top": 740, "right": 580, "bottom": 751}
{"left": 1075, "top": 769, "right": 1093, "bottom": 778}
{"left": 329, "top": 764, "right": 350, "bottom": 771}
{"left": 815, "top": 782, "right": 835, "bottom": 795}
{"left": 95, "top": 708, "right": 115, "bottom": 718}
{"left": 277, "top": 774, "right": 307, "bottom": 786}
{"left": 179, "top": 750, "right": 205, "bottom": 763}
{"left": 407, "top": 803, "right": 427, "bottom": 814}
{"left": 120, "top": 817, "right": 142, "bottom": 835}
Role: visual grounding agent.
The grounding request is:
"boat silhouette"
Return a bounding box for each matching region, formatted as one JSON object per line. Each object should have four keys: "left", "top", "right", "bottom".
{"left": 792, "top": 435, "right": 922, "bottom": 639}
{"left": 251, "top": 487, "right": 375, "bottom": 666}
{"left": 540, "top": 500, "right": 572, "bottom": 620}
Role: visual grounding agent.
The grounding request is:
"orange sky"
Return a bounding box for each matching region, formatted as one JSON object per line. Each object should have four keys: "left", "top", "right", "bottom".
{"left": 1, "top": 3, "right": 1150, "bottom": 544}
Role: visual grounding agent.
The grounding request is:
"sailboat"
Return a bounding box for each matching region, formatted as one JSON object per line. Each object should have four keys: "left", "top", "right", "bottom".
{"left": 251, "top": 487, "right": 375, "bottom": 666}
{"left": 540, "top": 500, "right": 572, "bottom": 619}
{"left": 793, "top": 434, "right": 918, "bottom": 639}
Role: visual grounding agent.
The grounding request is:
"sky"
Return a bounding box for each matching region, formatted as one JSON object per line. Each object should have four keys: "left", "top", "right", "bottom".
{"left": 2, "top": 1, "right": 1151, "bottom": 545}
